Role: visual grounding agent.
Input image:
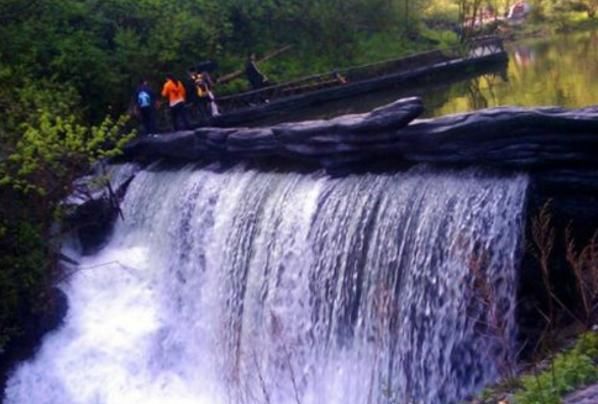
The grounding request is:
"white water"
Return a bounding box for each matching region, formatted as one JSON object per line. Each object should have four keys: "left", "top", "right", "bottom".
{"left": 5, "top": 165, "right": 528, "bottom": 404}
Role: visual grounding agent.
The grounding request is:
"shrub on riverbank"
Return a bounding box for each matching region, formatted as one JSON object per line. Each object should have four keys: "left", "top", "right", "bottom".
{"left": 477, "top": 331, "right": 598, "bottom": 403}
{"left": 499, "top": 9, "right": 598, "bottom": 40}
{"left": 0, "top": 81, "right": 133, "bottom": 355}
{"left": 515, "top": 331, "right": 598, "bottom": 403}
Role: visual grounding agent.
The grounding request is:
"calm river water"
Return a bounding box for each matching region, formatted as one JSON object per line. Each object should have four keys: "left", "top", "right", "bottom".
{"left": 266, "top": 30, "right": 598, "bottom": 123}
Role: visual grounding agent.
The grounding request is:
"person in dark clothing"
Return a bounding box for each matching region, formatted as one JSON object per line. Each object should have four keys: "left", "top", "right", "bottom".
{"left": 245, "top": 53, "right": 269, "bottom": 90}
{"left": 135, "top": 79, "right": 157, "bottom": 135}
{"left": 188, "top": 67, "right": 219, "bottom": 120}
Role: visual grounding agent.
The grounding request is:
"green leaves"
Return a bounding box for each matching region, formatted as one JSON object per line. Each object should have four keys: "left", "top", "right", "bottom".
{"left": 0, "top": 79, "right": 134, "bottom": 353}
{"left": 2, "top": 109, "right": 134, "bottom": 197}
{"left": 514, "top": 332, "right": 598, "bottom": 403}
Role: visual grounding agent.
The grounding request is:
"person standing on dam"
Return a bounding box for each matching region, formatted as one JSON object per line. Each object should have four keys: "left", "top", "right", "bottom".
{"left": 245, "top": 53, "right": 270, "bottom": 90}
{"left": 189, "top": 67, "right": 219, "bottom": 120}
{"left": 161, "top": 74, "right": 190, "bottom": 131}
{"left": 134, "top": 79, "right": 158, "bottom": 135}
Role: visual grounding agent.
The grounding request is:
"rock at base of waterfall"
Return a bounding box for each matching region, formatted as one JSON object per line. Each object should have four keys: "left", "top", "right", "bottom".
{"left": 63, "top": 163, "right": 140, "bottom": 253}
{"left": 0, "top": 287, "right": 67, "bottom": 395}
{"left": 564, "top": 383, "right": 598, "bottom": 404}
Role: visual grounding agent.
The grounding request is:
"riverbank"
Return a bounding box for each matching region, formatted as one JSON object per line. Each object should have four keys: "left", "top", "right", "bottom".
{"left": 471, "top": 331, "right": 598, "bottom": 404}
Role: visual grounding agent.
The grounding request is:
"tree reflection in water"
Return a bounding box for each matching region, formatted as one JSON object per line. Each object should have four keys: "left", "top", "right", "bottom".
{"left": 428, "top": 30, "right": 598, "bottom": 116}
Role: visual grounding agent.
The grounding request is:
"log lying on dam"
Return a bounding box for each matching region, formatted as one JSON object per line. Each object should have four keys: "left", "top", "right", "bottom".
{"left": 122, "top": 97, "right": 598, "bottom": 172}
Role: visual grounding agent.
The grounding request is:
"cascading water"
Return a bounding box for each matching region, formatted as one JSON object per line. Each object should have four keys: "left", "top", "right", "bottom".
{"left": 4, "top": 164, "right": 528, "bottom": 404}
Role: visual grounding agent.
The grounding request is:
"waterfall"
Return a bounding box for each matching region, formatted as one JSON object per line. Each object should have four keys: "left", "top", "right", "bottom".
{"left": 4, "top": 164, "right": 528, "bottom": 404}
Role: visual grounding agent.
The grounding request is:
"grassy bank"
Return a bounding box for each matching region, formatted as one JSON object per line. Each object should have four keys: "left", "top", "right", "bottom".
{"left": 475, "top": 331, "right": 598, "bottom": 404}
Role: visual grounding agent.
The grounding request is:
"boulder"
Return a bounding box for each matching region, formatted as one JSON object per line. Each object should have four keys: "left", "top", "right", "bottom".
{"left": 226, "top": 128, "right": 278, "bottom": 155}
{"left": 63, "top": 163, "right": 141, "bottom": 254}
{"left": 0, "top": 287, "right": 67, "bottom": 395}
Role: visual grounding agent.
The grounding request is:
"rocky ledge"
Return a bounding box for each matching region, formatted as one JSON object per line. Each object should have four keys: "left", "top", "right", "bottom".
{"left": 122, "top": 96, "right": 598, "bottom": 173}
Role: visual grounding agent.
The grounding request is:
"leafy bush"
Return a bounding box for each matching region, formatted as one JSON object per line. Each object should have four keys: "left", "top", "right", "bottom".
{"left": 1, "top": 111, "right": 133, "bottom": 196}
{"left": 419, "top": 25, "right": 460, "bottom": 48}
{"left": 514, "top": 332, "right": 598, "bottom": 403}
{"left": 0, "top": 78, "right": 133, "bottom": 352}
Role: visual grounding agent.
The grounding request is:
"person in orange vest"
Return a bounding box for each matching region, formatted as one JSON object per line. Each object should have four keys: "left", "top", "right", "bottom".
{"left": 161, "top": 74, "right": 190, "bottom": 131}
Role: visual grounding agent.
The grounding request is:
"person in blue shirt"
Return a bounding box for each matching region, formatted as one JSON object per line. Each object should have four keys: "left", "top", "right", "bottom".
{"left": 135, "top": 79, "right": 157, "bottom": 135}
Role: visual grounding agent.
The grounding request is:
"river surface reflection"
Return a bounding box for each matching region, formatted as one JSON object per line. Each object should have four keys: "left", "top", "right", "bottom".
{"left": 262, "top": 30, "right": 598, "bottom": 123}
{"left": 429, "top": 30, "right": 598, "bottom": 116}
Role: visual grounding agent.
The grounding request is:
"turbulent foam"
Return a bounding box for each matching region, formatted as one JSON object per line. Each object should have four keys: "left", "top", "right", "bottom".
{"left": 4, "top": 165, "right": 528, "bottom": 404}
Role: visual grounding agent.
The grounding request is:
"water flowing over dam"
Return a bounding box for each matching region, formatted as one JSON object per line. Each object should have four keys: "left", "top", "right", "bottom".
{"left": 4, "top": 164, "right": 528, "bottom": 404}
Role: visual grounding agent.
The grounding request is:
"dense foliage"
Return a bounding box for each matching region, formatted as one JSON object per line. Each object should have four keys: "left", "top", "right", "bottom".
{"left": 0, "top": 0, "right": 440, "bottom": 122}
{"left": 0, "top": 87, "right": 131, "bottom": 356}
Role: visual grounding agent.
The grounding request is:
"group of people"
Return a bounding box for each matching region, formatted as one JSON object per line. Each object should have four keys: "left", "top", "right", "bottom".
{"left": 135, "top": 55, "right": 271, "bottom": 135}
{"left": 134, "top": 68, "right": 220, "bottom": 135}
